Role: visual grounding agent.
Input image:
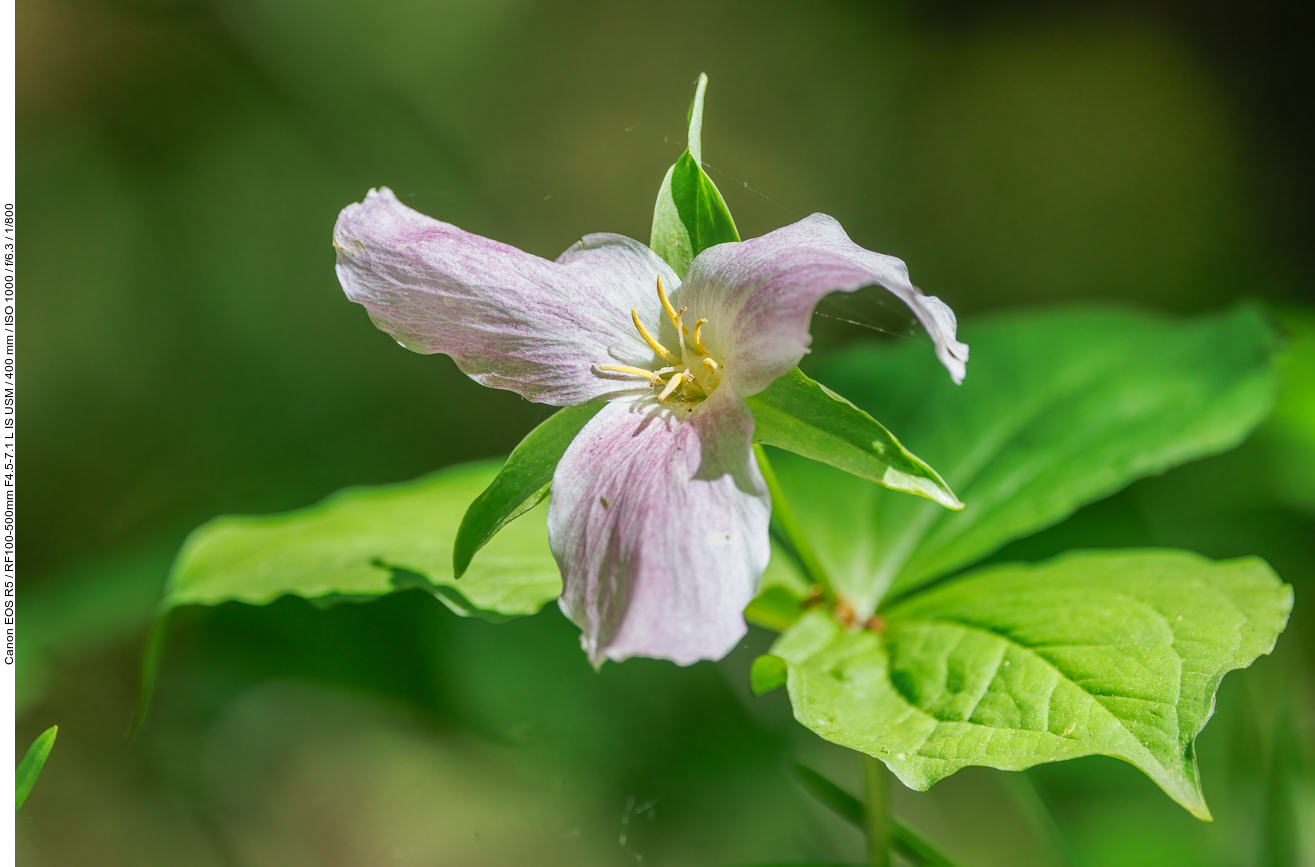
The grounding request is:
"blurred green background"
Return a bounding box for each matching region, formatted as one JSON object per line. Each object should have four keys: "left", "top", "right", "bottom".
{"left": 15, "top": 0, "right": 1314, "bottom": 864}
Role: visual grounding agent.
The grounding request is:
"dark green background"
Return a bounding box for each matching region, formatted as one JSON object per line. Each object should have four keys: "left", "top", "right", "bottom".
{"left": 17, "top": 1, "right": 1314, "bottom": 864}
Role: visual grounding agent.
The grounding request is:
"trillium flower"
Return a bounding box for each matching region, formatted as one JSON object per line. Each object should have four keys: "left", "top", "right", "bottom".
{"left": 333, "top": 187, "right": 967, "bottom": 666}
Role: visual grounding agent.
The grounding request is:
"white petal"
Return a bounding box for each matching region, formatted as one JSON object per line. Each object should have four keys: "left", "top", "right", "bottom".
{"left": 333, "top": 188, "right": 680, "bottom": 405}
{"left": 549, "top": 389, "right": 770, "bottom": 666}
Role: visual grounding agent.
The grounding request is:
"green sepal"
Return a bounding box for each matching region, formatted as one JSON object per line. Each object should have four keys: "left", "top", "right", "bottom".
{"left": 769, "top": 306, "right": 1282, "bottom": 615}
{"left": 771, "top": 549, "right": 1292, "bottom": 820}
{"left": 454, "top": 403, "right": 602, "bottom": 578}
{"left": 16, "top": 726, "right": 58, "bottom": 811}
{"left": 748, "top": 368, "right": 961, "bottom": 510}
{"left": 650, "top": 73, "right": 740, "bottom": 277}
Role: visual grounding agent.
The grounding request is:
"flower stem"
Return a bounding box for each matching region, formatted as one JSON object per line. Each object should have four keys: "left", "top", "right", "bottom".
{"left": 753, "top": 444, "right": 837, "bottom": 603}
{"left": 864, "top": 755, "right": 892, "bottom": 867}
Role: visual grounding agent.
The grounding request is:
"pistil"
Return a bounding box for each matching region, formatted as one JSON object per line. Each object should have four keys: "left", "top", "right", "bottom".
{"left": 658, "top": 370, "right": 695, "bottom": 401}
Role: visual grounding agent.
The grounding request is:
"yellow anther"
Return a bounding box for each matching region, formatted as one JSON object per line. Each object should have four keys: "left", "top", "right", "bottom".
{"left": 657, "top": 276, "right": 681, "bottom": 330}
{"left": 691, "top": 319, "right": 711, "bottom": 356}
{"left": 631, "top": 308, "right": 677, "bottom": 364}
{"left": 702, "top": 357, "right": 719, "bottom": 373}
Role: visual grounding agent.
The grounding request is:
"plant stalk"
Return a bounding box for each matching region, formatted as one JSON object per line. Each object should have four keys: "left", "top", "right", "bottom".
{"left": 753, "top": 444, "right": 838, "bottom": 603}
{"left": 864, "top": 755, "right": 892, "bottom": 867}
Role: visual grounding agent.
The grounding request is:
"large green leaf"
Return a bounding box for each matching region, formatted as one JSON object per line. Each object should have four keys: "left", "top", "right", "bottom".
{"left": 650, "top": 73, "right": 740, "bottom": 277}
{"left": 16, "top": 726, "right": 58, "bottom": 811}
{"left": 454, "top": 403, "right": 601, "bottom": 578}
{"left": 164, "top": 459, "right": 560, "bottom": 617}
{"left": 1262, "top": 307, "right": 1315, "bottom": 513}
{"left": 748, "top": 368, "right": 961, "bottom": 510}
{"left": 772, "top": 306, "right": 1279, "bottom": 615}
{"left": 771, "top": 550, "right": 1292, "bottom": 819}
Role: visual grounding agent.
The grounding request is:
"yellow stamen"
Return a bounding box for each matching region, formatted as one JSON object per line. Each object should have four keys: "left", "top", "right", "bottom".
{"left": 702, "top": 357, "right": 719, "bottom": 373}
{"left": 691, "top": 319, "right": 711, "bottom": 355}
{"left": 631, "top": 308, "right": 677, "bottom": 364}
{"left": 657, "top": 276, "right": 680, "bottom": 330}
{"left": 598, "top": 364, "right": 662, "bottom": 384}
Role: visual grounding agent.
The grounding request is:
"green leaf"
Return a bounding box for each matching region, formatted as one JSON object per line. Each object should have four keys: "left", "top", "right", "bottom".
{"left": 139, "top": 459, "right": 562, "bottom": 730}
{"left": 163, "top": 459, "right": 560, "bottom": 617}
{"left": 745, "top": 586, "right": 808, "bottom": 633}
{"left": 454, "top": 403, "right": 601, "bottom": 578}
{"left": 748, "top": 368, "right": 961, "bottom": 510}
{"left": 771, "top": 550, "right": 1293, "bottom": 819}
{"left": 744, "top": 540, "right": 814, "bottom": 632}
{"left": 1261, "top": 306, "right": 1315, "bottom": 514}
{"left": 773, "top": 306, "right": 1280, "bottom": 614}
{"left": 750, "top": 654, "right": 789, "bottom": 696}
{"left": 16, "top": 726, "right": 58, "bottom": 811}
{"left": 650, "top": 73, "right": 740, "bottom": 277}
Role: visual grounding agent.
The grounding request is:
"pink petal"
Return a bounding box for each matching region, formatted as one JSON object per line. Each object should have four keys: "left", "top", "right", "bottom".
{"left": 333, "top": 187, "right": 679, "bottom": 406}
{"left": 549, "top": 388, "right": 771, "bottom": 666}
{"left": 678, "top": 213, "right": 969, "bottom": 395}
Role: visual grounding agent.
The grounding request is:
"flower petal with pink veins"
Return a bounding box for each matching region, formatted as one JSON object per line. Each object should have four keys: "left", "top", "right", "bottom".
{"left": 678, "top": 213, "right": 969, "bottom": 396}
{"left": 549, "top": 388, "right": 771, "bottom": 666}
{"left": 333, "top": 187, "right": 679, "bottom": 406}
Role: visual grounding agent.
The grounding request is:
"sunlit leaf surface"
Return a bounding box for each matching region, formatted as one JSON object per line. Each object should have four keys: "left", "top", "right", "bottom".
{"left": 771, "top": 306, "right": 1280, "bottom": 615}
{"left": 165, "top": 459, "right": 560, "bottom": 618}
{"left": 772, "top": 550, "right": 1292, "bottom": 818}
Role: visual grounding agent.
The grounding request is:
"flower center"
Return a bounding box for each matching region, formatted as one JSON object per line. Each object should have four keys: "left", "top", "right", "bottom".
{"left": 598, "top": 277, "right": 724, "bottom": 403}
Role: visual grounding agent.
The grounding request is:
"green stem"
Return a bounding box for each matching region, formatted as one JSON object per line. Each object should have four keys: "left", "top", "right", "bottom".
{"left": 791, "top": 762, "right": 960, "bottom": 867}
{"left": 753, "top": 444, "right": 837, "bottom": 602}
{"left": 129, "top": 608, "right": 173, "bottom": 737}
{"left": 864, "top": 755, "right": 892, "bottom": 867}
{"left": 1005, "top": 772, "right": 1080, "bottom": 867}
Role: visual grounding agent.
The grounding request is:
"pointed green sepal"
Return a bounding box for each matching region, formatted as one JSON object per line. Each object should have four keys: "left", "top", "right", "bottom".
{"left": 454, "top": 403, "right": 602, "bottom": 578}
{"left": 747, "top": 368, "right": 962, "bottom": 510}
{"left": 650, "top": 73, "right": 740, "bottom": 277}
